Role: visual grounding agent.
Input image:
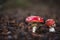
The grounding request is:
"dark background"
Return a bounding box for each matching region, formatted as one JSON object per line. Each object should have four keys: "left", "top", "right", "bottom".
{"left": 0, "top": 0, "right": 60, "bottom": 22}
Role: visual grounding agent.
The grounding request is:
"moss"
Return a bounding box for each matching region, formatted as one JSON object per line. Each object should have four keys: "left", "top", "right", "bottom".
{"left": 15, "top": 0, "right": 31, "bottom": 8}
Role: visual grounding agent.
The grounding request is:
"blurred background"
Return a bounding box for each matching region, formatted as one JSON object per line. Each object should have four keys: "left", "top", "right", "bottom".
{"left": 0, "top": 0, "right": 60, "bottom": 18}
{"left": 0, "top": 0, "right": 60, "bottom": 40}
